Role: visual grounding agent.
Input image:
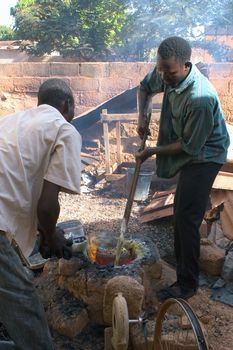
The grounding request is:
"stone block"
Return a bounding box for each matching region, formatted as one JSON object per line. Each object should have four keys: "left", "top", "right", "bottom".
{"left": 49, "top": 307, "right": 89, "bottom": 338}
{"left": 77, "top": 91, "right": 114, "bottom": 107}
{"left": 59, "top": 269, "right": 110, "bottom": 325}
{"left": 99, "top": 77, "right": 131, "bottom": 93}
{"left": 58, "top": 257, "right": 85, "bottom": 276}
{"left": 50, "top": 62, "right": 79, "bottom": 76}
{"left": 153, "top": 260, "right": 176, "bottom": 292}
{"left": 0, "top": 63, "right": 23, "bottom": 77}
{"left": 13, "top": 77, "right": 42, "bottom": 93}
{"left": 199, "top": 241, "right": 225, "bottom": 275}
{"left": 22, "top": 63, "right": 50, "bottom": 77}
{"left": 0, "top": 77, "right": 14, "bottom": 93}
{"left": 229, "top": 80, "right": 233, "bottom": 94}
{"left": 104, "top": 327, "right": 114, "bottom": 350}
{"left": 209, "top": 63, "right": 233, "bottom": 79}
{"left": 103, "top": 275, "right": 144, "bottom": 325}
{"left": 70, "top": 77, "right": 99, "bottom": 91}
{"left": 141, "top": 261, "right": 162, "bottom": 280}
{"left": 109, "top": 62, "right": 140, "bottom": 78}
{"left": 79, "top": 63, "right": 109, "bottom": 78}
{"left": 210, "top": 78, "right": 231, "bottom": 95}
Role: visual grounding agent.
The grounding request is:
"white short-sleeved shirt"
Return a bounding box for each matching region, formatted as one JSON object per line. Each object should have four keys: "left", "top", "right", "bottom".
{"left": 0, "top": 104, "right": 82, "bottom": 257}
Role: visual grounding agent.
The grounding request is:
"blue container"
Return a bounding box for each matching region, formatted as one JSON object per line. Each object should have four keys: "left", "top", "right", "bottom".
{"left": 126, "top": 168, "right": 153, "bottom": 201}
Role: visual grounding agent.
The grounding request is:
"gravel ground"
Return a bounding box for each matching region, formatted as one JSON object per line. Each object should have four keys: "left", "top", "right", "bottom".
{"left": 58, "top": 183, "right": 174, "bottom": 260}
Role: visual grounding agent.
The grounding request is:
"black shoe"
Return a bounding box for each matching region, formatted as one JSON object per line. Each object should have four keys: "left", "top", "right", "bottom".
{"left": 156, "top": 282, "right": 197, "bottom": 302}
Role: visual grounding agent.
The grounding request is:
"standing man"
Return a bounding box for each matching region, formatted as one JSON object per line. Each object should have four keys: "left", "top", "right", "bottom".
{"left": 0, "top": 78, "right": 82, "bottom": 349}
{"left": 136, "top": 37, "right": 229, "bottom": 300}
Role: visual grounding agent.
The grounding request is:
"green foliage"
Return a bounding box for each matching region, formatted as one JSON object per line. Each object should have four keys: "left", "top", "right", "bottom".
{"left": 0, "top": 25, "right": 16, "bottom": 41}
{"left": 118, "top": 0, "right": 233, "bottom": 60}
{"left": 11, "top": 0, "right": 233, "bottom": 60}
{"left": 12, "top": 0, "right": 128, "bottom": 57}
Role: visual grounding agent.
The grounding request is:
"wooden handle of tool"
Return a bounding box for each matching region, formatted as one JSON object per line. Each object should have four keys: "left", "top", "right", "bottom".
{"left": 123, "top": 112, "right": 152, "bottom": 226}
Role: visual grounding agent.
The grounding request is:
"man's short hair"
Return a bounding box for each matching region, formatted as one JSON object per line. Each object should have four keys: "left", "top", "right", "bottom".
{"left": 38, "top": 78, "right": 74, "bottom": 109}
{"left": 158, "top": 36, "right": 191, "bottom": 65}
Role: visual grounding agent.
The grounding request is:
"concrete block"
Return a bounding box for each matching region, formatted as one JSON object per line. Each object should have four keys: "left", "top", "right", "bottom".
{"left": 0, "top": 63, "right": 23, "bottom": 77}
{"left": 199, "top": 241, "right": 225, "bottom": 275}
{"left": 209, "top": 63, "right": 233, "bottom": 79}
{"left": 210, "top": 78, "right": 231, "bottom": 95}
{"left": 0, "top": 77, "right": 14, "bottom": 92}
{"left": 22, "top": 63, "right": 50, "bottom": 77}
{"left": 49, "top": 307, "right": 89, "bottom": 338}
{"left": 13, "top": 77, "right": 42, "bottom": 93}
{"left": 50, "top": 62, "right": 79, "bottom": 76}
{"left": 104, "top": 327, "right": 114, "bottom": 350}
{"left": 58, "top": 257, "right": 84, "bottom": 276}
{"left": 70, "top": 77, "right": 99, "bottom": 91}
{"left": 78, "top": 91, "right": 114, "bottom": 107}
{"left": 229, "top": 80, "right": 233, "bottom": 94}
{"left": 109, "top": 62, "right": 140, "bottom": 77}
{"left": 79, "top": 63, "right": 109, "bottom": 77}
{"left": 99, "top": 77, "right": 131, "bottom": 93}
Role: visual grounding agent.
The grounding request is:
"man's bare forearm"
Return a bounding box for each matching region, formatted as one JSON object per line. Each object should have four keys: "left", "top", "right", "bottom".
{"left": 138, "top": 88, "right": 152, "bottom": 121}
{"left": 136, "top": 140, "right": 183, "bottom": 163}
{"left": 37, "top": 180, "right": 60, "bottom": 243}
{"left": 149, "top": 141, "right": 183, "bottom": 156}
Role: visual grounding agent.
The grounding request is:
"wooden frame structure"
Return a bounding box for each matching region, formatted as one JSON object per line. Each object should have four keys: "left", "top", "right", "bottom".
{"left": 101, "top": 108, "right": 161, "bottom": 173}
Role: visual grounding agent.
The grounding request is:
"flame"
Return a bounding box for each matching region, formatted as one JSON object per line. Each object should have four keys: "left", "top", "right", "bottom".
{"left": 88, "top": 235, "right": 97, "bottom": 262}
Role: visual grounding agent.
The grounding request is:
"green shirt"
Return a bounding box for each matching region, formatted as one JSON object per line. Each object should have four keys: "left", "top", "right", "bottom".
{"left": 140, "top": 63, "right": 230, "bottom": 178}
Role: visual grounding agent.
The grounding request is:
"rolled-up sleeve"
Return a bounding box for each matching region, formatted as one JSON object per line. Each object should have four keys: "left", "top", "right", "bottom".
{"left": 44, "top": 124, "right": 82, "bottom": 194}
{"left": 181, "top": 104, "right": 214, "bottom": 156}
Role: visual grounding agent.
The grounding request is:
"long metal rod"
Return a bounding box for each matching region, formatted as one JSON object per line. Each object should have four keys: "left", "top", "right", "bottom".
{"left": 114, "top": 113, "right": 151, "bottom": 266}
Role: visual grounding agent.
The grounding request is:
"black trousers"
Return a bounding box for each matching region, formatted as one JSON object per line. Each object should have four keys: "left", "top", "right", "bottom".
{"left": 174, "top": 162, "right": 222, "bottom": 289}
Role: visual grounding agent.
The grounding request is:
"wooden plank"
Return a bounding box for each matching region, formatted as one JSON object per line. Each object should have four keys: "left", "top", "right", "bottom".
{"left": 140, "top": 207, "right": 173, "bottom": 223}
{"left": 212, "top": 171, "right": 233, "bottom": 190}
{"left": 100, "top": 110, "right": 160, "bottom": 122}
{"left": 116, "top": 121, "right": 121, "bottom": 165}
{"left": 140, "top": 188, "right": 175, "bottom": 222}
{"left": 152, "top": 187, "right": 176, "bottom": 199}
{"left": 143, "top": 197, "right": 174, "bottom": 214}
{"left": 221, "top": 162, "right": 233, "bottom": 173}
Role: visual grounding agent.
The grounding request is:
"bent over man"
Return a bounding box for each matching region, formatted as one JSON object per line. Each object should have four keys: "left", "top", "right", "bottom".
{"left": 136, "top": 36, "right": 229, "bottom": 300}
{"left": 0, "top": 78, "right": 82, "bottom": 349}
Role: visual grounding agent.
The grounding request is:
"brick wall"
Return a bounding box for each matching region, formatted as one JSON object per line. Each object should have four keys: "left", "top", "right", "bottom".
{"left": 0, "top": 62, "right": 152, "bottom": 117}
{"left": 0, "top": 62, "right": 232, "bottom": 122}
{"left": 209, "top": 63, "right": 233, "bottom": 122}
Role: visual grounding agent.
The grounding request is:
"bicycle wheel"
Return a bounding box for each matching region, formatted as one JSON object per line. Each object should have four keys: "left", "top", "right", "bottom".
{"left": 154, "top": 298, "right": 208, "bottom": 350}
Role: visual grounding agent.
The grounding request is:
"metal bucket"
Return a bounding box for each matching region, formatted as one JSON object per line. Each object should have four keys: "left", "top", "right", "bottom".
{"left": 57, "top": 220, "right": 87, "bottom": 252}
{"left": 126, "top": 168, "right": 153, "bottom": 201}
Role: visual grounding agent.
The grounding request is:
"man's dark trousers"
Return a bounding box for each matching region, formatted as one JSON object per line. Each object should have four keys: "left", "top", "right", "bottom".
{"left": 174, "top": 162, "right": 222, "bottom": 290}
